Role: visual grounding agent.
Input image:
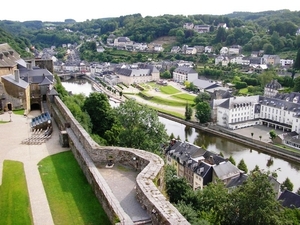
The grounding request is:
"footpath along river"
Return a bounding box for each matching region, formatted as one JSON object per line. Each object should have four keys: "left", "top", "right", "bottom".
{"left": 62, "top": 78, "right": 300, "bottom": 192}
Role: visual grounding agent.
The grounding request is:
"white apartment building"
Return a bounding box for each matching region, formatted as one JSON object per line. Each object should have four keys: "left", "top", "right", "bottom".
{"left": 173, "top": 66, "right": 198, "bottom": 83}
{"left": 213, "top": 92, "right": 300, "bottom": 133}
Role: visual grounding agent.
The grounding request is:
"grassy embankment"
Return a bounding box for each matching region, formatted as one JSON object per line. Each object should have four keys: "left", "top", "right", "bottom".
{"left": 0, "top": 160, "right": 33, "bottom": 225}
{"left": 124, "top": 83, "right": 196, "bottom": 119}
{"left": 38, "top": 151, "right": 112, "bottom": 225}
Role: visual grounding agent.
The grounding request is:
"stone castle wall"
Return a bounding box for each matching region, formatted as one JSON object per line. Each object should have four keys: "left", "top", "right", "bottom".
{"left": 50, "top": 96, "right": 189, "bottom": 225}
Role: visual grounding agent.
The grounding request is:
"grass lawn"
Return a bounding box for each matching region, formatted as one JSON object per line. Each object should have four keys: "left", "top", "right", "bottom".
{"left": 0, "top": 160, "right": 33, "bottom": 225}
{"left": 13, "top": 109, "right": 25, "bottom": 115}
{"left": 159, "top": 85, "right": 180, "bottom": 95}
{"left": 149, "top": 95, "right": 188, "bottom": 107}
{"left": 171, "top": 93, "right": 196, "bottom": 102}
{"left": 38, "top": 151, "right": 111, "bottom": 225}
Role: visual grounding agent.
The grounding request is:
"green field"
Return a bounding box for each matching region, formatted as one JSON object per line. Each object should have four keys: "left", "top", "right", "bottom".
{"left": 171, "top": 93, "right": 196, "bottom": 102}
{"left": 38, "top": 151, "right": 111, "bottom": 225}
{"left": 159, "top": 85, "right": 180, "bottom": 94}
{"left": 0, "top": 160, "right": 33, "bottom": 225}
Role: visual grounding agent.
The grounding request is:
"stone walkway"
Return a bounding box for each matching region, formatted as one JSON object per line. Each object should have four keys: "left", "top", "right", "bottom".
{"left": 0, "top": 110, "right": 68, "bottom": 225}
{"left": 98, "top": 163, "right": 151, "bottom": 223}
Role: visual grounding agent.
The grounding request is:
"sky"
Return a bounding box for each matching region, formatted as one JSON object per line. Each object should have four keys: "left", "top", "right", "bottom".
{"left": 1, "top": 0, "right": 300, "bottom": 22}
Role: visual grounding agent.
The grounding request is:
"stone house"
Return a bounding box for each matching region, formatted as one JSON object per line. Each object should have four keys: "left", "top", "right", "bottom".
{"left": 0, "top": 43, "right": 54, "bottom": 112}
{"left": 263, "top": 55, "right": 281, "bottom": 66}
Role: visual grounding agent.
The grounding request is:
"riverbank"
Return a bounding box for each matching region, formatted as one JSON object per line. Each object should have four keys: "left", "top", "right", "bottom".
{"left": 83, "top": 76, "right": 300, "bottom": 164}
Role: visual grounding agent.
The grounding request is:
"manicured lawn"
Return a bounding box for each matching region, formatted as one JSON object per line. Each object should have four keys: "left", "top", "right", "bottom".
{"left": 0, "top": 160, "right": 33, "bottom": 225}
{"left": 171, "top": 93, "right": 196, "bottom": 102}
{"left": 159, "top": 85, "right": 180, "bottom": 95}
{"left": 38, "top": 151, "right": 111, "bottom": 225}
{"left": 149, "top": 95, "right": 187, "bottom": 107}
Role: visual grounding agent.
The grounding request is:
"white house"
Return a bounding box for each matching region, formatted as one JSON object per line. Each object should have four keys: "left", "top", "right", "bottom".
{"left": 183, "top": 23, "right": 194, "bottom": 30}
{"left": 228, "top": 45, "right": 242, "bottom": 55}
{"left": 114, "top": 37, "right": 133, "bottom": 47}
{"left": 194, "top": 25, "right": 210, "bottom": 33}
{"left": 205, "top": 46, "right": 213, "bottom": 53}
{"left": 220, "top": 47, "right": 228, "bottom": 55}
{"left": 153, "top": 44, "right": 164, "bottom": 52}
{"left": 185, "top": 47, "right": 197, "bottom": 55}
{"left": 173, "top": 66, "right": 198, "bottom": 83}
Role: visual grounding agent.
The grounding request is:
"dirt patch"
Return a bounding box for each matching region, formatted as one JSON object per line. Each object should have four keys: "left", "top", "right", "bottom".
{"left": 148, "top": 36, "right": 177, "bottom": 49}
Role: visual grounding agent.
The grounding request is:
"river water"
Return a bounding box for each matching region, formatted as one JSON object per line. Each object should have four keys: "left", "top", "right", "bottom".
{"left": 62, "top": 79, "right": 300, "bottom": 192}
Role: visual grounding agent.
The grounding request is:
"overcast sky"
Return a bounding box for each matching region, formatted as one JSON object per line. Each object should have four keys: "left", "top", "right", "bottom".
{"left": 1, "top": 1, "right": 300, "bottom": 22}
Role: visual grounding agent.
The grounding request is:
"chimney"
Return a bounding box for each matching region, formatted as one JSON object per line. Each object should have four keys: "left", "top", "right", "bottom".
{"left": 31, "top": 60, "right": 35, "bottom": 68}
{"left": 14, "top": 69, "right": 20, "bottom": 83}
{"left": 26, "top": 63, "right": 32, "bottom": 70}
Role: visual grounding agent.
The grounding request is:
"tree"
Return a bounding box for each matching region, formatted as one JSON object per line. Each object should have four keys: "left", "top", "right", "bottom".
{"left": 185, "top": 103, "right": 193, "bottom": 121}
{"left": 83, "top": 92, "right": 115, "bottom": 137}
{"left": 165, "top": 165, "right": 191, "bottom": 204}
{"left": 259, "top": 135, "right": 262, "bottom": 141}
{"left": 281, "top": 177, "right": 294, "bottom": 191}
{"left": 293, "top": 76, "right": 300, "bottom": 92}
{"left": 237, "top": 159, "right": 248, "bottom": 173}
{"left": 223, "top": 171, "right": 283, "bottom": 225}
{"left": 114, "top": 99, "right": 168, "bottom": 152}
{"left": 269, "top": 130, "right": 277, "bottom": 142}
{"left": 194, "top": 92, "right": 211, "bottom": 104}
{"left": 195, "top": 102, "right": 211, "bottom": 124}
{"left": 294, "top": 48, "right": 300, "bottom": 70}
{"left": 297, "top": 187, "right": 300, "bottom": 195}
{"left": 161, "top": 70, "right": 171, "bottom": 79}
{"left": 228, "top": 155, "right": 236, "bottom": 165}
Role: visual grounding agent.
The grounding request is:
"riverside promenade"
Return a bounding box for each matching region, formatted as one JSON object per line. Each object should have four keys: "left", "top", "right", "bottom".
{"left": 0, "top": 110, "right": 68, "bottom": 225}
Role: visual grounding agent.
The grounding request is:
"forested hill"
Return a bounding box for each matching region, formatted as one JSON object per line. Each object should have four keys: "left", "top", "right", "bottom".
{"left": 0, "top": 27, "right": 32, "bottom": 57}
{"left": 0, "top": 9, "right": 300, "bottom": 55}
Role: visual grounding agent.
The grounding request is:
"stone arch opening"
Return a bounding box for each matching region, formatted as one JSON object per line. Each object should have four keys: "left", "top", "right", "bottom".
{"left": 31, "top": 103, "right": 41, "bottom": 110}
{"left": 7, "top": 102, "right": 12, "bottom": 111}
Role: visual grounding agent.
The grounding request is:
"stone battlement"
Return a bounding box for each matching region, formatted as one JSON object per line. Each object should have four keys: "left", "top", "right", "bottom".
{"left": 49, "top": 96, "right": 189, "bottom": 225}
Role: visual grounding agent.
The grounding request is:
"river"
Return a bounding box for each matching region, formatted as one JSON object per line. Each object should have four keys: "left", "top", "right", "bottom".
{"left": 62, "top": 78, "right": 300, "bottom": 192}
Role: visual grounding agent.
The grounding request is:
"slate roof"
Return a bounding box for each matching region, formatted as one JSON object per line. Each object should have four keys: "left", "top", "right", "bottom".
{"left": 39, "top": 76, "right": 53, "bottom": 86}
{"left": 1, "top": 74, "right": 29, "bottom": 89}
{"left": 282, "top": 132, "right": 300, "bottom": 145}
{"left": 213, "top": 161, "right": 241, "bottom": 180}
{"left": 174, "top": 66, "right": 197, "bottom": 74}
{"left": 259, "top": 95, "right": 300, "bottom": 115}
{"left": 193, "top": 79, "right": 220, "bottom": 90}
{"left": 266, "top": 79, "right": 282, "bottom": 90}
{"left": 193, "top": 161, "right": 213, "bottom": 184}
{"left": 226, "top": 173, "right": 248, "bottom": 188}
{"left": 18, "top": 65, "right": 53, "bottom": 84}
{"left": 0, "top": 43, "right": 22, "bottom": 68}
{"left": 48, "top": 88, "right": 59, "bottom": 96}
{"left": 278, "top": 190, "right": 300, "bottom": 208}
{"left": 114, "top": 64, "right": 158, "bottom": 77}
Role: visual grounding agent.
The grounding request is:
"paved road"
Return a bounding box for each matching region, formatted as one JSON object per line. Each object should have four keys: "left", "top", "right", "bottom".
{"left": 0, "top": 110, "right": 68, "bottom": 225}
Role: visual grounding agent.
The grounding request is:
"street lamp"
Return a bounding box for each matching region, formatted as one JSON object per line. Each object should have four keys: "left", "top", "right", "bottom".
{"left": 8, "top": 110, "right": 12, "bottom": 122}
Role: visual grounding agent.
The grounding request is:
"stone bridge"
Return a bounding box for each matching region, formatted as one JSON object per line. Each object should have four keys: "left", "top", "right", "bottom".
{"left": 47, "top": 95, "right": 189, "bottom": 225}
{"left": 56, "top": 72, "right": 86, "bottom": 80}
